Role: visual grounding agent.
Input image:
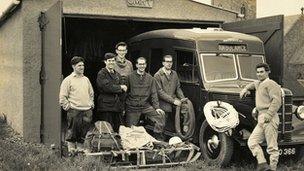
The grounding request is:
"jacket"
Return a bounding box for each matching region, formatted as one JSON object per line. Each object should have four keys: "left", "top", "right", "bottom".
{"left": 154, "top": 68, "right": 185, "bottom": 112}
{"left": 96, "top": 68, "right": 124, "bottom": 112}
{"left": 126, "top": 71, "right": 160, "bottom": 111}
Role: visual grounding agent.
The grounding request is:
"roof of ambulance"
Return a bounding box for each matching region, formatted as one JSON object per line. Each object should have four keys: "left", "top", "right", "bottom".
{"left": 128, "top": 28, "right": 262, "bottom": 43}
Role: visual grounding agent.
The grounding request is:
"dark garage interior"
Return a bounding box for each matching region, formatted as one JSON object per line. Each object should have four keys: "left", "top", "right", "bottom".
{"left": 61, "top": 16, "right": 221, "bottom": 125}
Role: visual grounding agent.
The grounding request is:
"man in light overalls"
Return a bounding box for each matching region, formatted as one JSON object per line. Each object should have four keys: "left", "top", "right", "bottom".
{"left": 240, "top": 63, "right": 281, "bottom": 171}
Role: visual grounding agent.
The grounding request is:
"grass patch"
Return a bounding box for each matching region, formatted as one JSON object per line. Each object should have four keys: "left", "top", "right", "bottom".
{"left": 1, "top": 118, "right": 304, "bottom": 170}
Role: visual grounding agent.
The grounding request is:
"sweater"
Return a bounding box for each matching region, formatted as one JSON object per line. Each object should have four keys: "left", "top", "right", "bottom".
{"left": 114, "top": 58, "right": 133, "bottom": 77}
{"left": 244, "top": 78, "right": 282, "bottom": 118}
{"left": 59, "top": 72, "right": 94, "bottom": 111}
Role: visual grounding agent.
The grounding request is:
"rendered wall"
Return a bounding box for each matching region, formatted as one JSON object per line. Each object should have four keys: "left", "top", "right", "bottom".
{"left": 63, "top": 0, "right": 237, "bottom": 22}
{"left": 0, "top": 8, "right": 23, "bottom": 135}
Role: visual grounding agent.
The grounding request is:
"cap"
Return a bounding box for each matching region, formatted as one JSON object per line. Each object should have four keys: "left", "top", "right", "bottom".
{"left": 104, "top": 52, "right": 116, "bottom": 60}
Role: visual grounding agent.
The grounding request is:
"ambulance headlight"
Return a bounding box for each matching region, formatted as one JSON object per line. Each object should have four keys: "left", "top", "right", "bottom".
{"left": 296, "top": 105, "right": 304, "bottom": 120}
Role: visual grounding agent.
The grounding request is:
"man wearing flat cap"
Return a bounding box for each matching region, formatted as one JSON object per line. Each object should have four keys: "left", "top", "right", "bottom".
{"left": 96, "top": 53, "right": 128, "bottom": 132}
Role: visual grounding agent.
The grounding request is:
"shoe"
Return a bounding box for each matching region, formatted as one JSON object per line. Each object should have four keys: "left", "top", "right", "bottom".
{"left": 257, "top": 162, "right": 271, "bottom": 171}
{"left": 76, "top": 143, "right": 85, "bottom": 152}
{"left": 83, "top": 149, "right": 91, "bottom": 154}
{"left": 67, "top": 142, "right": 76, "bottom": 153}
{"left": 269, "top": 165, "right": 277, "bottom": 171}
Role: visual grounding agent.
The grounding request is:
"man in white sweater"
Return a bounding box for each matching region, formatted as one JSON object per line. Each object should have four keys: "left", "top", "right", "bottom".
{"left": 240, "top": 63, "right": 281, "bottom": 171}
{"left": 59, "top": 56, "right": 94, "bottom": 153}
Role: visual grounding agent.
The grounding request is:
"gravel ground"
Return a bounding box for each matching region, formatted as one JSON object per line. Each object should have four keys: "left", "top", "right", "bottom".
{"left": 0, "top": 118, "right": 303, "bottom": 170}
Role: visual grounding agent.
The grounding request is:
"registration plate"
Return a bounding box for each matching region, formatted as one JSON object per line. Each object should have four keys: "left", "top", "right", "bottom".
{"left": 279, "top": 147, "right": 296, "bottom": 156}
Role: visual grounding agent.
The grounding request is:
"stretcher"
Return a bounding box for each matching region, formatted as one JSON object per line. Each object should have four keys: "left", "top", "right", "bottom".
{"left": 85, "top": 143, "right": 201, "bottom": 168}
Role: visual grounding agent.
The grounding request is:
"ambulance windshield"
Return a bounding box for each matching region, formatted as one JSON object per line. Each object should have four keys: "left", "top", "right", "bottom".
{"left": 237, "top": 54, "right": 264, "bottom": 80}
{"left": 201, "top": 54, "right": 238, "bottom": 82}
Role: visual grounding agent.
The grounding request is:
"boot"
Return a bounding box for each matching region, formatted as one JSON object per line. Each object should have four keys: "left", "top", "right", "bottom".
{"left": 76, "top": 142, "right": 85, "bottom": 152}
{"left": 67, "top": 142, "right": 76, "bottom": 153}
{"left": 67, "top": 141, "right": 76, "bottom": 157}
{"left": 269, "top": 164, "right": 277, "bottom": 171}
{"left": 257, "top": 162, "right": 271, "bottom": 171}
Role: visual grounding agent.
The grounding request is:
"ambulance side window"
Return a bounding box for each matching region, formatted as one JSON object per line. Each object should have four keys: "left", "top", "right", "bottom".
{"left": 176, "top": 50, "right": 198, "bottom": 83}
{"left": 150, "top": 48, "right": 163, "bottom": 75}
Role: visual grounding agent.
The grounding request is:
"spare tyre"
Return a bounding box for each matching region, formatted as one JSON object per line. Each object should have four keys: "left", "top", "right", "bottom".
{"left": 175, "top": 99, "right": 195, "bottom": 140}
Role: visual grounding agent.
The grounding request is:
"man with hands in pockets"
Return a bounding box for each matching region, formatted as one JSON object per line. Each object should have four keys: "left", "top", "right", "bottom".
{"left": 59, "top": 56, "right": 94, "bottom": 153}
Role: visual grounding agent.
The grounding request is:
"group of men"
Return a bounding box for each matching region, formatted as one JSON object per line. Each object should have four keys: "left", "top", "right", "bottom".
{"left": 59, "top": 42, "right": 184, "bottom": 153}
{"left": 59, "top": 41, "right": 281, "bottom": 170}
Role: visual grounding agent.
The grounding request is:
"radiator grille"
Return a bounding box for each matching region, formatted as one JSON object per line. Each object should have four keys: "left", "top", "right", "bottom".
{"left": 278, "top": 89, "right": 293, "bottom": 141}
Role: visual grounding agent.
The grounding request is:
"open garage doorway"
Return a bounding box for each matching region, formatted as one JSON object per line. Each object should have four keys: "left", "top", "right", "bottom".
{"left": 60, "top": 16, "right": 221, "bottom": 151}
{"left": 61, "top": 17, "right": 221, "bottom": 116}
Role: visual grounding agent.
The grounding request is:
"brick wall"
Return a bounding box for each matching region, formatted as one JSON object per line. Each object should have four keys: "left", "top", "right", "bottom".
{"left": 212, "top": 0, "right": 256, "bottom": 19}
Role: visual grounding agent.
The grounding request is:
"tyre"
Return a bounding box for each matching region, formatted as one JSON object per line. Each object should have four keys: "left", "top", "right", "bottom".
{"left": 199, "top": 120, "right": 234, "bottom": 166}
{"left": 295, "top": 145, "right": 304, "bottom": 161}
{"left": 175, "top": 99, "right": 196, "bottom": 140}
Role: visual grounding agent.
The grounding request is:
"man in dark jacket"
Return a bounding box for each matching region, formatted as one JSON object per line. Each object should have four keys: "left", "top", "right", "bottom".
{"left": 96, "top": 53, "right": 128, "bottom": 132}
{"left": 125, "top": 57, "right": 165, "bottom": 140}
{"left": 154, "top": 55, "right": 185, "bottom": 131}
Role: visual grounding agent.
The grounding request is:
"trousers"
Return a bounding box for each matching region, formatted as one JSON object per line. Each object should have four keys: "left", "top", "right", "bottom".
{"left": 66, "top": 109, "right": 92, "bottom": 143}
{"left": 96, "top": 111, "right": 122, "bottom": 133}
{"left": 248, "top": 115, "right": 279, "bottom": 170}
{"left": 126, "top": 106, "right": 165, "bottom": 133}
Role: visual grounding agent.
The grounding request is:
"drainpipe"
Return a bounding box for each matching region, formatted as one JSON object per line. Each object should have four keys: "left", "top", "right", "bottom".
{"left": 38, "top": 11, "right": 48, "bottom": 143}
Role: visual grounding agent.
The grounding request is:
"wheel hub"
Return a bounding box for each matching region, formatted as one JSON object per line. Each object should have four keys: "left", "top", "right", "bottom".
{"left": 207, "top": 135, "right": 220, "bottom": 152}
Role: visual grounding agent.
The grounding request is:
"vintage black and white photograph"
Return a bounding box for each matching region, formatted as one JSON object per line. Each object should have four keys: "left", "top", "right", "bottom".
{"left": 1, "top": 0, "right": 304, "bottom": 170}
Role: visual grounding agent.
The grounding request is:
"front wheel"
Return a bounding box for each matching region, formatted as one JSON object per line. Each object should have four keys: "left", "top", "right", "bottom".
{"left": 199, "top": 120, "right": 233, "bottom": 166}
{"left": 295, "top": 145, "right": 304, "bottom": 161}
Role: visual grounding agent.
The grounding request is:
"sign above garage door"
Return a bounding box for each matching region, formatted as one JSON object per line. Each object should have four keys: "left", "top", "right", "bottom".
{"left": 127, "top": 0, "right": 153, "bottom": 8}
